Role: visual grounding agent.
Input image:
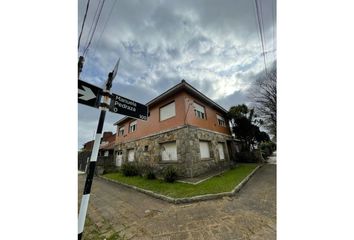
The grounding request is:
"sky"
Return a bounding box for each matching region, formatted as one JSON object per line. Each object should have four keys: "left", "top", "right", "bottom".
{"left": 78, "top": 0, "right": 276, "bottom": 149}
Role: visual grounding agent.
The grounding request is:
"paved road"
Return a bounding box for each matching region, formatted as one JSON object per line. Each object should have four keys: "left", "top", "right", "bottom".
{"left": 78, "top": 164, "right": 276, "bottom": 240}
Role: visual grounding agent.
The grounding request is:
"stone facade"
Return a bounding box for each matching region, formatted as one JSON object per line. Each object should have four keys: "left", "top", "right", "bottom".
{"left": 114, "top": 125, "right": 232, "bottom": 178}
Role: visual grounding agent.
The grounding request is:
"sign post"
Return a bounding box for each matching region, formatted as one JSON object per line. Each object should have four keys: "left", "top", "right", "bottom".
{"left": 78, "top": 59, "right": 119, "bottom": 240}
{"left": 78, "top": 58, "right": 148, "bottom": 240}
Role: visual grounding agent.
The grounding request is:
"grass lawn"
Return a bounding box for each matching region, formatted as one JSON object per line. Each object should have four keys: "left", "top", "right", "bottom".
{"left": 103, "top": 164, "right": 258, "bottom": 198}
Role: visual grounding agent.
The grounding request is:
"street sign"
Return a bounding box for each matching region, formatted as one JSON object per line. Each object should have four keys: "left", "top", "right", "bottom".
{"left": 109, "top": 93, "right": 148, "bottom": 121}
{"left": 78, "top": 80, "right": 102, "bottom": 108}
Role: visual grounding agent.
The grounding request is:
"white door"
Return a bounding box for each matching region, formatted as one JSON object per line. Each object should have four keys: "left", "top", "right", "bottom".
{"left": 116, "top": 151, "right": 122, "bottom": 166}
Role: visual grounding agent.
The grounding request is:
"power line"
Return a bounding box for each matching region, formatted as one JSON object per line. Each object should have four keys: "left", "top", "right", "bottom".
{"left": 253, "top": 0, "right": 268, "bottom": 75}
{"left": 78, "top": 0, "right": 91, "bottom": 50}
{"left": 271, "top": 0, "right": 277, "bottom": 59}
{"left": 83, "top": 0, "right": 106, "bottom": 57}
{"left": 91, "top": 0, "right": 119, "bottom": 57}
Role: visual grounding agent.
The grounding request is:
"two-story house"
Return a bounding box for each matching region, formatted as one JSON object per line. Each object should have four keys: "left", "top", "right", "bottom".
{"left": 114, "top": 80, "right": 233, "bottom": 178}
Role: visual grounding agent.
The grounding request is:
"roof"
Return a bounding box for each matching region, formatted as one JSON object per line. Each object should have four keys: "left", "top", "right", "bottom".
{"left": 99, "top": 133, "right": 116, "bottom": 150}
{"left": 114, "top": 79, "right": 228, "bottom": 126}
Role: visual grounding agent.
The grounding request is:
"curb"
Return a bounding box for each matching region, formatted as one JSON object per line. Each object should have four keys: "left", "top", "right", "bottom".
{"left": 98, "top": 164, "right": 262, "bottom": 204}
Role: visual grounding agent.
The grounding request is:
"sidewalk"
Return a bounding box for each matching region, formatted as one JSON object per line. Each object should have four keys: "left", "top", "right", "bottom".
{"left": 267, "top": 151, "right": 277, "bottom": 164}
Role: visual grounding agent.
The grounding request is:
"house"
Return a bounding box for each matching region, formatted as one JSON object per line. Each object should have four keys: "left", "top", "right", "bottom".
{"left": 78, "top": 131, "right": 115, "bottom": 172}
{"left": 113, "top": 80, "right": 235, "bottom": 178}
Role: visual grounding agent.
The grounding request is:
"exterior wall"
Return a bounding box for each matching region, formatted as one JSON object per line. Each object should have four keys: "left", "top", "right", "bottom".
{"left": 116, "top": 91, "right": 187, "bottom": 143}
{"left": 189, "top": 127, "right": 232, "bottom": 176}
{"left": 115, "top": 91, "right": 231, "bottom": 144}
{"left": 114, "top": 125, "right": 232, "bottom": 178}
{"left": 183, "top": 93, "right": 231, "bottom": 135}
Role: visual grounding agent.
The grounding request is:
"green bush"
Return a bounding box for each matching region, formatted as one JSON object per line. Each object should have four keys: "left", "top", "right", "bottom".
{"left": 237, "top": 152, "right": 256, "bottom": 163}
{"left": 146, "top": 170, "right": 156, "bottom": 180}
{"left": 163, "top": 166, "right": 178, "bottom": 183}
{"left": 259, "top": 141, "right": 276, "bottom": 159}
{"left": 121, "top": 162, "right": 139, "bottom": 176}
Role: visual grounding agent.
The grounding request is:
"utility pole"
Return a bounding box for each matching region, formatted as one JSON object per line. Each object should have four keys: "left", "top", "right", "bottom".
{"left": 78, "top": 58, "right": 120, "bottom": 240}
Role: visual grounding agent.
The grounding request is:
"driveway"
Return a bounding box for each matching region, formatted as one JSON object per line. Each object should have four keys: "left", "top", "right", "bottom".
{"left": 78, "top": 164, "right": 276, "bottom": 240}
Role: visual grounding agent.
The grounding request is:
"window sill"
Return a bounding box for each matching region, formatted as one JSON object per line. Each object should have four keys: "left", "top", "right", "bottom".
{"left": 159, "top": 115, "right": 176, "bottom": 122}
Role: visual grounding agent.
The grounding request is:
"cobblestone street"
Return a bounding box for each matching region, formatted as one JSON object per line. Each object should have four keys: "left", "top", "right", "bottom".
{"left": 78, "top": 164, "right": 276, "bottom": 240}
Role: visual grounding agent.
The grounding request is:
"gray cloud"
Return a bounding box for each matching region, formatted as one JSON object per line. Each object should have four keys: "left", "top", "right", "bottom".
{"left": 78, "top": 0, "right": 276, "bottom": 148}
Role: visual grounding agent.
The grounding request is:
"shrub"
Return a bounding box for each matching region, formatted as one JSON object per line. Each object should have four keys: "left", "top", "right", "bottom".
{"left": 163, "top": 166, "right": 178, "bottom": 183}
{"left": 236, "top": 151, "right": 252, "bottom": 162}
{"left": 259, "top": 141, "right": 276, "bottom": 159}
{"left": 121, "top": 162, "right": 139, "bottom": 176}
{"left": 146, "top": 170, "right": 156, "bottom": 180}
{"left": 236, "top": 150, "right": 263, "bottom": 163}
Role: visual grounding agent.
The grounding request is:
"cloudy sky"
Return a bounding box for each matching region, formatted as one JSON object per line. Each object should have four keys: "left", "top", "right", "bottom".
{"left": 78, "top": 0, "right": 276, "bottom": 149}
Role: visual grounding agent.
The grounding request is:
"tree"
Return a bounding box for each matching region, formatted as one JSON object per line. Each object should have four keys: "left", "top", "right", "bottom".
{"left": 228, "top": 104, "right": 270, "bottom": 151}
{"left": 250, "top": 64, "right": 277, "bottom": 140}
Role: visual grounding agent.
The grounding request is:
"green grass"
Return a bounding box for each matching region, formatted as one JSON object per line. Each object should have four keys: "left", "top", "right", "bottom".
{"left": 103, "top": 164, "right": 258, "bottom": 198}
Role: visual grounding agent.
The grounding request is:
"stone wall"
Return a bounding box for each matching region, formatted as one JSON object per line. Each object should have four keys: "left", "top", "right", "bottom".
{"left": 115, "top": 125, "right": 232, "bottom": 178}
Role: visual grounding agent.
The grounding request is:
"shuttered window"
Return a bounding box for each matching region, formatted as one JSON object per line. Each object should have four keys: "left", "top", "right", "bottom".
{"left": 218, "top": 143, "right": 225, "bottom": 160}
{"left": 217, "top": 114, "right": 226, "bottom": 127}
{"left": 119, "top": 127, "right": 125, "bottom": 136}
{"left": 128, "top": 149, "right": 135, "bottom": 162}
{"left": 129, "top": 120, "right": 137, "bottom": 132}
{"left": 161, "top": 141, "right": 177, "bottom": 161}
{"left": 194, "top": 102, "right": 206, "bottom": 119}
{"left": 160, "top": 101, "right": 176, "bottom": 121}
{"left": 199, "top": 141, "right": 210, "bottom": 159}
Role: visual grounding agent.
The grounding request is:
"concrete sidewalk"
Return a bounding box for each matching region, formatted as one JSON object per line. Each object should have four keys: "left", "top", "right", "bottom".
{"left": 267, "top": 151, "right": 277, "bottom": 165}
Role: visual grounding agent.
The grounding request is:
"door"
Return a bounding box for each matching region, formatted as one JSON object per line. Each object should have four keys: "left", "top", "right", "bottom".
{"left": 116, "top": 151, "right": 122, "bottom": 166}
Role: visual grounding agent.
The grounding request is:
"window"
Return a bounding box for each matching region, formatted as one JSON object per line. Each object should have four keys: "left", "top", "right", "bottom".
{"left": 194, "top": 102, "right": 206, "bottom": 119}
{"left": 218, "top": 143, "right": 225, "bottom": 160}
{"left": 161, "top": 141, "right": 177, "bottom": 161}
{"left": 119, "top": 126, "right": 124, "bottom": 136}
{"left": 199, "top": 141, "right": 210, "bottom": 159}
{"left": 129, "top": 120, "right": 137, "bottom": 132}
{"left": 104, "top": 150, "right": 109, "bottom": 157}
{"left": 217, "top": 114, "right": 226, "bottom": 127}
{"left": 160, "top": 101, "right": 176, "bottom": 121}
{"left": 128, "top": 149, "right": 135, "bottom": 162}
{"left": 144, "top": 145, "right": 149, "bottom": 152}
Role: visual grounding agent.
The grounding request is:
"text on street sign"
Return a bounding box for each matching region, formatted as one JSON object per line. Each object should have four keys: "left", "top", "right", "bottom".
{"left": 109, "top": 93, "right": 148, "bottom": 121}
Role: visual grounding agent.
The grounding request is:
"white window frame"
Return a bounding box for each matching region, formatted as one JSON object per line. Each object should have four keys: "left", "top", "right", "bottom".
{"left": 161, "top": 141, "right": 177, "bottom": 161}
{"left": 160, "top": 101, "right": 176, "bottom": 121}
{"left": 217, "top": 114, "right": 226, "bottom": 127}
{"left": 129, "top": 120, "right": 137, "bottom": 133}
{"left": 199, "top": 141, "right": 211, "bottom": 159}
{"left": 194, "top": 102, "right": 206, "bottom": 119}
{"left": 119, "top": 126, "right": 125, "bottom": 136}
